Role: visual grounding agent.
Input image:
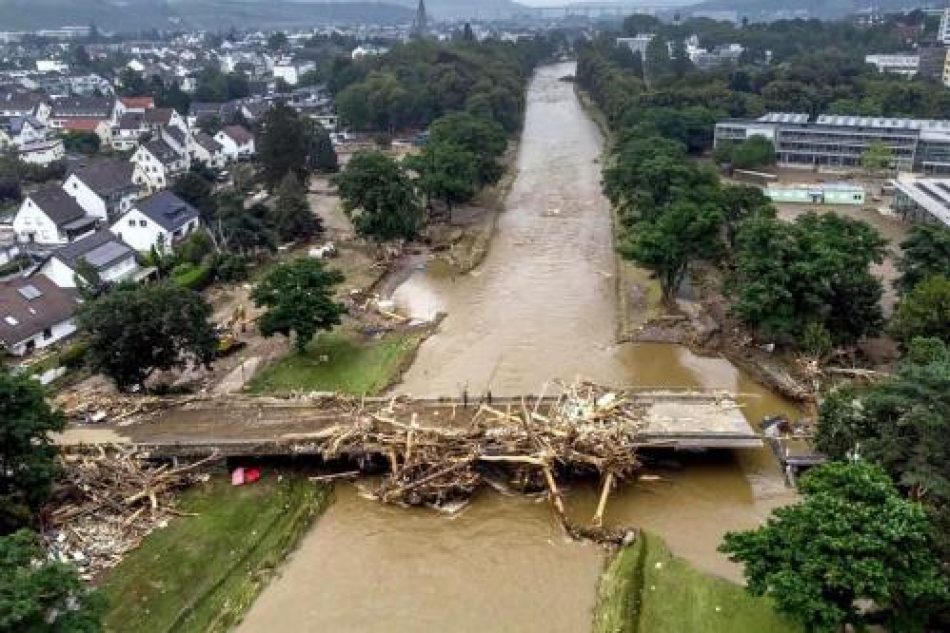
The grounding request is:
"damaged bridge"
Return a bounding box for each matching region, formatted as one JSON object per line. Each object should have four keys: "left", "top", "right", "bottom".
{"left": 55, "top": 387, "right": 763, "bottom": 459}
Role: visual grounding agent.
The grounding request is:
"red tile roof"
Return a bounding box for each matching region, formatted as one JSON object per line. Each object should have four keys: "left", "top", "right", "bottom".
{"left": 119, "top": 96, "right": 155, "bottom": 109}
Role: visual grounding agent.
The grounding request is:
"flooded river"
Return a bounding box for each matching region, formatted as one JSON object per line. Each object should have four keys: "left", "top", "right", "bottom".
{"left": 238, "top": 63, "right": 797, "bottom": 633}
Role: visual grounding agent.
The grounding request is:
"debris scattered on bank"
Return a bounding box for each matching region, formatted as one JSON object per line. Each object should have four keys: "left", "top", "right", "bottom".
{"left": 44, "top": 448, "right": 220, "bottom": 579}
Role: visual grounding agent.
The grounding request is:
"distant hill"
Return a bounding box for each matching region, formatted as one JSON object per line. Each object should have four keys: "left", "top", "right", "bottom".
{"left": 0, "top": 0, "right": 415, "bottom": 32}
{"left": 692, "top": 0, "right": 942, "bottom": 20}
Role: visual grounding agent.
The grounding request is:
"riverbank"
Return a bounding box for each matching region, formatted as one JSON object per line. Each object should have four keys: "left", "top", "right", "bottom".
{"left": 247, "top": 325, "right": 433, "bottom": 395}
{"left": 594, "top": 532, "right": 800, "bottom": 633}
{"left": 99, "top": 473, "right": 330, "bottom": 633}
{"left": 575, "top": 86, "right": 813, "bottom": 404}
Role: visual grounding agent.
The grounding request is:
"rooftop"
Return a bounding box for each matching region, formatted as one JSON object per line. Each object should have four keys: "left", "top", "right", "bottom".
{"left": 892, "top": 175, "right": 950, "bottom": 227}
{"left": 53, "top": 230, "right": 133, "bottom": 270}
{"left": 134, "top": 190, "right": 199, "bottom": 231}
{"left": 28, "top": 187, "right": 87, "bottom": 226}
{"left": 68, "top": 159, "right": 136, "bottom": 197}
{"left": 0, "top": 274, "right": 79, "bottom": 348}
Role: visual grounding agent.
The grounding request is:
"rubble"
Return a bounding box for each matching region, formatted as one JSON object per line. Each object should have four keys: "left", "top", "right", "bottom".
{"left": 43, "top": 447, "right": 220, "bottom": 579}
{"left": 312, "top": 381, "right": 648, "bottom": 544}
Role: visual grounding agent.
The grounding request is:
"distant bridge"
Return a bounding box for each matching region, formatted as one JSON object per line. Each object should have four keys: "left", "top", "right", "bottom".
{"left": 56, "top": 389, "right": 762, "bottom": 459}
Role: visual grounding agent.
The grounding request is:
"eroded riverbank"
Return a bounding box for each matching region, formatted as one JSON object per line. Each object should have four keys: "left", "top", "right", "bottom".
{"left": 237, "top": 62, "right": 796, "bottom": 633}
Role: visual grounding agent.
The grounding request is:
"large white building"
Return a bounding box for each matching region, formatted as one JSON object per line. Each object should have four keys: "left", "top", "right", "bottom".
{"left": 940, "top": 9, "right": 950, "bottom": 46}
{"left": 865, "top": 54, "right": 919, "bottom": 78}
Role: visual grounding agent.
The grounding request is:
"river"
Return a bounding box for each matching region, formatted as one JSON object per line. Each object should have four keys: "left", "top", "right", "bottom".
{"left": 237, "top": 62, "right": 797, "bottom": 633}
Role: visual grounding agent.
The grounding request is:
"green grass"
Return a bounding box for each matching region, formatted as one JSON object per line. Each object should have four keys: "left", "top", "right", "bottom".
{"left": 100, "top": 474, "right": 331, "bottom": 633}
{"left": 248, "top": 329, "right": 426, "bottom": 395}
{"left": 595, "top": 532, "right": 801, "bottom": 633}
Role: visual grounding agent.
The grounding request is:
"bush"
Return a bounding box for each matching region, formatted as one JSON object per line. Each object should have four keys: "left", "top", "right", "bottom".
{"left": 214, "top": 253, "right": 249, "bottom": 282}
{"left": 172, "top": 262, "right": 215, "bottom": 291}
{"left": 58, "top": 340, "right": 89, "bottom": 370}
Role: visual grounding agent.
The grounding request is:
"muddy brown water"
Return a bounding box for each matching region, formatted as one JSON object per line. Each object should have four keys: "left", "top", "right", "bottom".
{"left": 237, "top": 63, "right": 797, "bottom": 633}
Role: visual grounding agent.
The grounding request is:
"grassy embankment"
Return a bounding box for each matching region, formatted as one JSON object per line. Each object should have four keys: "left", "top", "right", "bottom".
{"left": 594, "top": 532, "right": 800, "bottom": 633}
{"left": 100, "top": 475, "right": 331, "bottom": 633}
{"left": 248, "top": 326, "right": 428, "bottom": 395}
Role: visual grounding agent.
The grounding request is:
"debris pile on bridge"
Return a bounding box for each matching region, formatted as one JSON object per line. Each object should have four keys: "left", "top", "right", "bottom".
{"left": 317, "top": 382, "right": 647, "bottom": 544}
{"left": 43, "top": 448, "right": 219, "bottom": 579}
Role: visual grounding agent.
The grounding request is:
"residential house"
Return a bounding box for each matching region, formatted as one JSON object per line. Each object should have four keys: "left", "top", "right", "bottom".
{"left": 0, "top": 90, "right": 50, "bottom": 121}
{"left": 111, "top": 191, "right": 201, "bottom": 252}
{"left": 16, "top": 138, "right": 65, "bottom": 165}
{"left": 48, "top": 96, "right": 114, "bottom": 130}
{"left": 113, "top": 95, "right": 154, "bottom": 122}
{"left": 187, "top": 102, "right": 224, "bottom": 128}
{"left": 130, "top": 139, "right": 188, "bottom": 191}
{"left": 161, "top": 124, "right": 191, "bottom": 158}
{"left": 40, "top": 230, "right": 140, "bottom": 288}
{"left": 63, "top": 159, "right": 143, "bottom": 221}
{"left": 13, "top": 187, "right": 98, "bottom": 245}
{"left": 0, "top": 274, "right": 80, "bottom": 356}
{"left": 192, "top": 131, "right": 225, "bottom": 168}
{"left": 214, "top": 125, "right": 255, "bottom": 162}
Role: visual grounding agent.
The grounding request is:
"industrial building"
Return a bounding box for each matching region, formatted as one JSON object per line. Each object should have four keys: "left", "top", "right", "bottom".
{"left": 714, "top": 112, "right": 950, "bottom": 174}
{"left": 890, "top": 175, "right": 950, "bottom": 227}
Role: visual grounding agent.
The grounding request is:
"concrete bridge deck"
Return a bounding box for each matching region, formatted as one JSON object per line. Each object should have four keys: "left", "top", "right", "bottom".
{"left": 55, "top": 390, "right": 763, "bottom": 458}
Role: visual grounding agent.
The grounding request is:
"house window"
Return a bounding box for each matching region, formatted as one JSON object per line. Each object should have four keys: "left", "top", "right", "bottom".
{"left": 139, "top": 220, "right": 147, "bottom": 227}
{"left": 129, "top": 219, "right": 135, "bottom": 226}
{"left": 43, "top": 327, "right": 52, "bottom": 340}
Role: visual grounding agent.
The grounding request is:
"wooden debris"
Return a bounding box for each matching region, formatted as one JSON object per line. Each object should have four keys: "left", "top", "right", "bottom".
{"left": 43, "top": 446, "right": 220, "bottom": 579}
{"left": 312, "top": 381, "right": 648, "bottom": 544}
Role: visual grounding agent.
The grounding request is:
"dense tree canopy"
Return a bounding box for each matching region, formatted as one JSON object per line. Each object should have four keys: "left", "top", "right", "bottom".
{"left": 815, "top": 341, "right": 950, "bottom": 563}
{"left": 252, "top": 258, "right": 344, "bottom": 353}
{"left": 78, "top": 283, "right": 218, "bottom": 391}
{"left": 406, "top": 140, "right": 477, "bottom": 216}
{"left": 732, "top": 213, "right": 886, "bottom": 345}
{"left": 0, "top": 373, "right": 65, "bottom": 533}
{"left": 889, "top": 275, "right": 950, "bottom": 345}
{"left": 895, "top": 224, "right": 950, "bottom": 294}
{"left": 333, "top": 151, "right": 423, "bottom": 241}
{"left": 721, "top": 461, "right": 947, "bottom": 633}
{"left": 332, "top": 39, "right": 550, "bottom": 134}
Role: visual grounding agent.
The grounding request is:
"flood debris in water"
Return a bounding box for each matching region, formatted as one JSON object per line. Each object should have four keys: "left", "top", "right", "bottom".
{"left": 311, "top": 381, "right": 648, "bottom": 545}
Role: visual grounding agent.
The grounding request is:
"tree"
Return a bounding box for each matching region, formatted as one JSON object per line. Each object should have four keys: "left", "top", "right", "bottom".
{"left": 889, "top": 275, "right": 950, "bottom": 345}
{"left": 78, "top": 283, "right": 218, "bottom": 391}
{"left": 267, "top": 31, "right": 288, "bottom": 53}
{"left": 720, "top": 462, "right": 947, "bottom": 633}
{"left": 816, "top": 345, "right": 950, "bottom": 555}
{"left": 172, "top": 170, "right": 215, "bottom": 221}
{"left": 429, "top": 112, "right": 506, "bottom": 186}
{"left": 333, "top": 151, "right": 423, "bottom": 241}
{"left": 272, "top": 173, "right": 320, "bottom": 242}
{"left": 644, "top": 34, "right": 671, "bottom": 80}
{"left": 716, "top": 184, "right": 775, "bottom": 254}
{"left": 0, "top": 530, "right": 105, "bottom": 632}
{"left": 861, "top": 140, "right": 893, "bottom": 177}
{"left": 62, "top": 132, "right": 100, "bottom": 156}
{"left": 304, "top": 120, "right": 338, "bottom": 173}
{"left": 406, "top": 141, "right": 477, "bottom": 217}
{"left": 715, "top": 136, "right": 776, "bottom": 170}
{"left": 252, "top": 258, "right": 344, "bottom": 353}
{"left": 733, "top": 213, "right": 886, "bottom": 346}
{"left": 0, "top": 373, "right": 65, "bottom": 533}
{"left": 257, "top": 102, "right": 309, "bottom": 189}
{"left": 621, "top": 201, "right": 723, "bottom": 301}
{"left": 896, "top": 224, "right": 950, "bottom": 294}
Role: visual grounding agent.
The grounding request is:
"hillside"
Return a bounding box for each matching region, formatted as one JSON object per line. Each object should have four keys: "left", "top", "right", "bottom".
{"left": 0, "top": 0, "right": 412, "bottom": 31}
{"left": 692, "top": 0, "right": 942, "bottom": 20}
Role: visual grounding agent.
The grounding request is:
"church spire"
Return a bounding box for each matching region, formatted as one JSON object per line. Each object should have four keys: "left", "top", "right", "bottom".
{"left": 412, "top": 0, "right": 428, "bottom": 40}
